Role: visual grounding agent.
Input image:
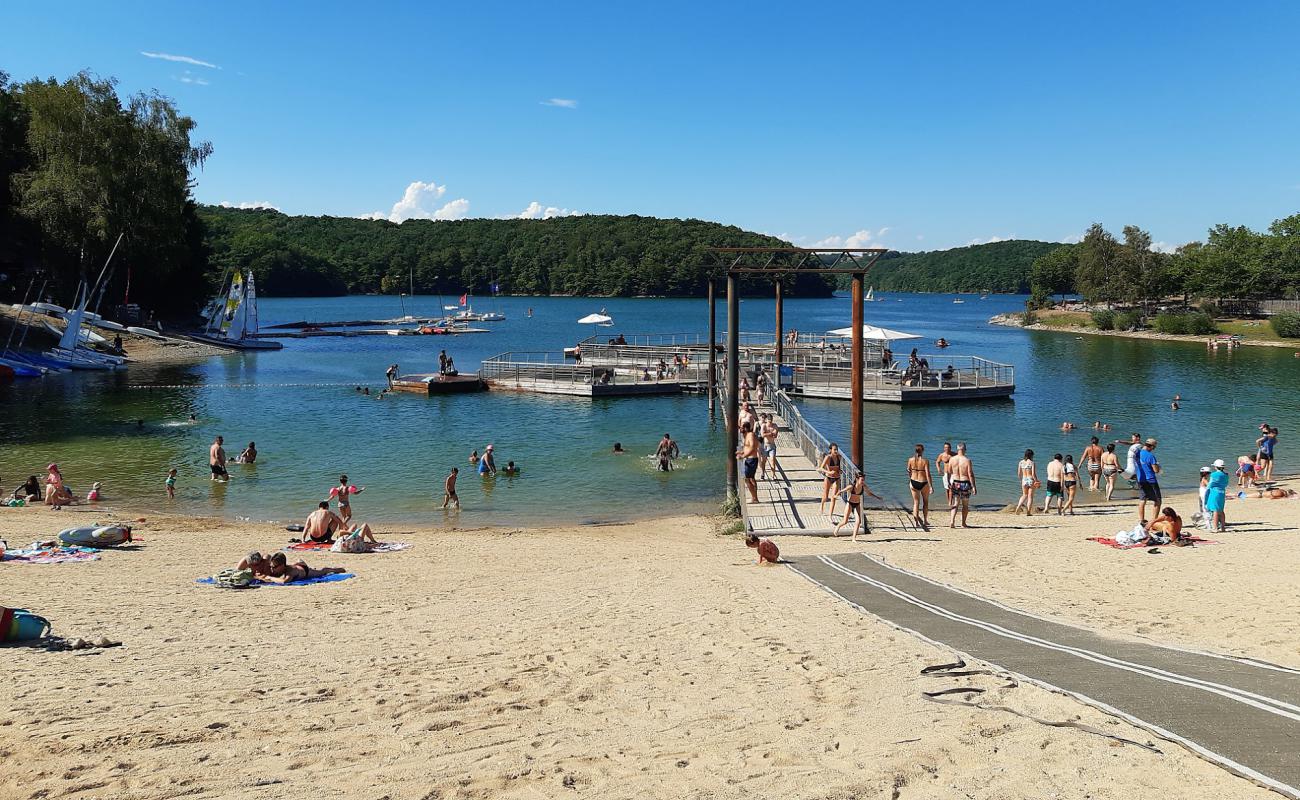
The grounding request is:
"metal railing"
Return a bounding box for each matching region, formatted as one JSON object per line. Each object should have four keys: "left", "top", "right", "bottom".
{"left": 479, "top": 351, "right": 694, "bottom": 387}
{"left": 791, "top": 355, "right": 1013, "bottom": 394}
{"left": 771, "top": 388, "right": 862, "bottom": 488}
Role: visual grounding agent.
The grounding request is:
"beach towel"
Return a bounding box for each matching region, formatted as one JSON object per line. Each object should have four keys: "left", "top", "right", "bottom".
{"left": 285, "top": 541, "right": 412, "bottom": 553}
{"left": 2, "top": 545, "right": 101, "bottom": 564}
{"left": 1087, "top": 536, "right": 1222, "bottom": 550}
{"left": 195, "top": 573, "right": 354, "bottom": 587}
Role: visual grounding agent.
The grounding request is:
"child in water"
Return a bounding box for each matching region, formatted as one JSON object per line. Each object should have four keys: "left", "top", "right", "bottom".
{"left": 166, "top": 469, "right": 177, "bottom": 499}
{"left": 86, "top": 482, "right": 103, "bottom": 502}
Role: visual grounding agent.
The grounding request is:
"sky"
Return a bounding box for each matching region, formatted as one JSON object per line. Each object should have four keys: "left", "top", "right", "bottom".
{"left": 5, "top": 0, "right": 1300, "bottom": 251}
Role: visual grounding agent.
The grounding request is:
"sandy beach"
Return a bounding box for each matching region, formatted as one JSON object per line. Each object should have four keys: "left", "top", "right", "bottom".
{"left": 3, "top": 480, "right": 1294, "bottom": 799}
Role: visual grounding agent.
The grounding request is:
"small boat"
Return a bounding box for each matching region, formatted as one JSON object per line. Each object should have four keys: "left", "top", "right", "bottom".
{"left": 0, "top": 357, "right": 43, "bottom": 377}
{"left": 29, "top": 302, "right": 66, "bottom": 315}
{"left": 126, "top": 326, "right": 165, "bottom": 340}
{"left": 478, "top": 311, "right": 506, "bottom": 322}
{"left": 865, "top": 286, "right": 874, "bottom": 302}
{"left": 190, "top": 270, "right": 284, "bottom": 351}
{"left": 952, "top": 298, "right": 965, "bottom": 304}
{"left": 93, "top": 319, "right": 127, "bottom": 332}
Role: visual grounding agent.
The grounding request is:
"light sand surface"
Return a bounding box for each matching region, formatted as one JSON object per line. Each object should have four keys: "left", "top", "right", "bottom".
{"left": 779, "top": 480, "right": 1300, "bottom": 669}
{"left": 1, "top": 503, "right": 1284, "bottom": 800}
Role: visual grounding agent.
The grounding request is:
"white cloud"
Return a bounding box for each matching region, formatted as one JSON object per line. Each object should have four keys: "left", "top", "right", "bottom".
{"left": 812, "top": 227, "right": 890, "bottom": 249}
{"left": 966, "top": 235, "right": 1013, "bottom": 246}
{"left": 1060, "top": 232, "right": 1084, "bottom": 244}
{"left": 178, "top": 72, "right": 210, "bottom": 86}
{"left": 516, "top": 201, "right": 583, "bottom": 219}
{"left": 141, "top": 51, "right": 219, "bottom": 69}
{"left": 433, "top": 198, "right": 471, "bottom": 220}
{"left": 1151, "top": 241, "right": 1181, "bottom": 254}
{"left": 540, "top": 98, "right": 578, "bottom": 109}
{"left": 219, "top": 200, "right": 279, "bottom": 211}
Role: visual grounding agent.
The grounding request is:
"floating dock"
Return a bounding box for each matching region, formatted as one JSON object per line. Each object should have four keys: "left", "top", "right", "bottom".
{"left": 389, "top": 373, "right": 486, "bottom": 394}
{"left": 478, "top": 352, "right": 688, "bottom": 397}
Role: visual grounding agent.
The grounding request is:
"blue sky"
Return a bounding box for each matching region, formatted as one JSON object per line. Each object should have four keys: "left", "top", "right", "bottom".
{"left": 6, "top": 1, "right": 1300, "bottom": 250}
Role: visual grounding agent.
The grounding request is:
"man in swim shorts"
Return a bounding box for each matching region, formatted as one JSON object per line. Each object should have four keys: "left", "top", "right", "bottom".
{"left": 303, "top": 501, "right": 344, "bottom": 543}
{"left": 935, "top": 442, "right": 953, "bottom": 506}
{"left": 1042, "top": 453, "right": 1065, "bottom": 514}
{"left": 209, "top": 436, "right": 229, "bottom": 481}
{"left": 946, "top": 442, "right": 976, "bottom": 528}
{"left": 760, "top": 414, "right": 779, "bottom": 480}
{"left": 736, "top": 422, "right": 760, "bottom": 504}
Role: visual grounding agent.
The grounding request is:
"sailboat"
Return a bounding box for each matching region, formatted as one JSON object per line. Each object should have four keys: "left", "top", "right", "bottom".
{"left": 190, "top": 270, "right": 283, "bottom": 351}
{"left": 44, "top": 281, "right": 126, "bottom": 370}
{"left": 477, "top": 281, "right": 506, "bottom": 322}
{"left": 865, "top": 286, "right": 874, "bottom": 302}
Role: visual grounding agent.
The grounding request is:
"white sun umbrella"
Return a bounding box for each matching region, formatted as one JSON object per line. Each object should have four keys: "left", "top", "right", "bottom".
{"left": 577, "top": 312, "right": 615, "bottom": 328}
{"left": 826, "top": 325, "right": 922, "bottom": 341}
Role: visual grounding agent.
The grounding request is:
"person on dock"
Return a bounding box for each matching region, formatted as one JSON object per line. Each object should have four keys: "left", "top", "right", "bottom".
{"left": 739, "top": 377, "right": 751, "bottom": 403}
{"left": 439, "top": 350, "right": 449, "bottom": 374}
{"left": 165, "top": 468, "right": 177, "bottom": 499}
{"left": 1042, "top": 453, "right": 1065, "bottom": 514}
{"left": 834, "top": 472, "right": 880, "bottom": 540}
{"left": 209, "top": 437, "right": 229, "bottom": 482}
{"left": 906, "top": 444, "right": 933, "bottom": 528}
{"left": 736, "top": 422, "right": 760, "bottom": 504}
{"left": 818, "top": 443, "right": 844, "bottom": 519}
{"left": 1135, "top": 438, "right": 1162, "bottom": 524}
{"left": 756, "top": 371, "right": 769, "bottom": 406}
{"left": 935, "top": 442, "right": 953, "bottom": 506}
{"left": 442, "top": 467, "right": 459, "bottom": 509}
{"left": 1014, "top": 449, "right": 1038, "bottom": 515}
{"left": 760, "top": 414, "right": 779, "bottom": 480}
{"left": 1082, "top": 436, "right": 1104, "bottom": 492}
{"left": 329, "top": 475, "right": 365, "bottom": 524}
{"left": 745, "top": 533, "right": 780, "bottom": 565}
{"left": 385, "top": 363, "right": 399, "bottom": 387}
{"left": 947, "top": 442, "right": 976, "bottom": 529}
{"left": 479, "top": 445, "right": 497, "bottom": 477}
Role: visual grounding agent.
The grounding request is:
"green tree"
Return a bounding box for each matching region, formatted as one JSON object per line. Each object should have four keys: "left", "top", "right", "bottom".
{"left": 1074, "top": 223, "right": 1126, "bottom": 306}
{"left": 1029, "top": 244, "right": 1077, "bottom": 304}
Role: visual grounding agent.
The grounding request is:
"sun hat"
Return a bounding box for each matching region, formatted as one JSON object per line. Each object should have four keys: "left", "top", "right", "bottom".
{"left": 1213, "top": 458, "right": 1226, "bottom": 468}
{"left": 486, "top": 444, "right": 494, "bottom": 451}
{"left": 1144, "top": 438, "right": 1158, "bottom": 446}
{"left": 1200, "top": 466, "right": 1211, "bottom": 473}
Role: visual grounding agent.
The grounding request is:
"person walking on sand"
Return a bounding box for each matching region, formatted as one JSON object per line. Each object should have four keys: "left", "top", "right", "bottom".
{"left": 1014, "top": 449, "right": 1037, "bottom": 515}
{"left": 1062, "top": 454, "right": 1078, "bottom": 515}
{"left": 735, "top": 422, "right": 760, "bottom": 504}
{"left": 329, "top": 474, "right": 365, "bottom": 524}
{"left": 1042, "top": 453, "right": 1065, "bottom": 514}
{"left": 834, "top": 472, "right": 880, "bottom": 540}
{"left": 209, "top": 437, "right": 229, "bottom": 482}
{"left": 1135, "top": 438, "right": 1162, "bottom": 524}
{"left": 947, "top": 442, "right": 976, "bottom": 528}
{"left": 442, "top": 467, "right": 460, "bottom": 509}
{"left": 1100, "top": 443, "right": 1121, "bottom": 500}
{"left": 1082, "top": 436, "right": 1103, "bottom": 492}
{"left": 818, "top": 442, "right": 844, "bottom": 519}
{"left": 745, "top": 533, "right": 780, "bottom": 565}
{"left": 906, "top": 443, "right": 933, "bottom": 528}
{"left": 935, "top": 442, "right": 954, "bottom": 507}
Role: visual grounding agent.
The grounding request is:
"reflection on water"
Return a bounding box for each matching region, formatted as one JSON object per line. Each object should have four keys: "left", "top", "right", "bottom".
{"left": 1, "top": 293, "right": 1296, "bottom": 523}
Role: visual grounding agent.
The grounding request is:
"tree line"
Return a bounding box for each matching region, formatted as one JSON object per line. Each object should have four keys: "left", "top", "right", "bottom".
{"left": 837, "top": 239, "right": 1064, "bottom": 294}
{"left": 0, "top": 70, "right": 212, "bottom": 314}
{"left": 1030, "top": 216, "right": 1300, "bottom": 307}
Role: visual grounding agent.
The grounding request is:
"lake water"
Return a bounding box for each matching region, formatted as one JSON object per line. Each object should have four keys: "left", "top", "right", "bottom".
{"left": 2, "top": 292, "right": 1296, "bottom": 525}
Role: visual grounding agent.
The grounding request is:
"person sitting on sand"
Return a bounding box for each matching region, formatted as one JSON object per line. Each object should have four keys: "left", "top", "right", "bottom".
{"left": 44, "top": 463, "right": 75, "bottom": 506}
{"left": 14, "top": 475, "right": 40, "bottom": 502}
{"left": 744, "top": 533, "right": 780, "bottom": 565}
{"left": 303, "top": 501, "right": 344, "bottom": 544}
{"left": 1145, "top": 507, "right": 1187, "bottom": 547}
{"left": 260, "top": 552, "right": 346, "bottom": 584}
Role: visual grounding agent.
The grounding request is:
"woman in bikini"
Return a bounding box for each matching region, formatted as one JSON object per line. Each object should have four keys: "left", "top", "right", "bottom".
{"left": 1062, "top": 454, "right": 1078, "bottom": 515}
{"left": 1100, "top": 443, "right": 1120, "bottom": 500}
{"left": 260, "top": 552, "right": 346, "bottom": 584}
{"left": 1014, "top": 448, "right": 1037, "bottom": 515}
{"left": 834, "top": 472, "right": 881, "bottom": 540}
{"left": 818, "top": 443, "right": 843, "bottom": 519}
{"left": 1081, "top": 437, "right": 1103, "bottom": 492}
{"left": 906, "top": 444, "right": 932, "bottom": 528}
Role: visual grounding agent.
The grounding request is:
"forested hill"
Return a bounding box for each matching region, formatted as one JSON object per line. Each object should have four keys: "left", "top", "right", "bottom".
{"left": 853, "top": 240, "right": 1066, "bottom": 293}
{"left": 198, "top": 207, "right": 834, "bottom": 298}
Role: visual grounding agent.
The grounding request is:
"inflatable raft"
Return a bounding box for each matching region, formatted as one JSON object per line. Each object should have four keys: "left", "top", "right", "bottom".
{"left": 58, "top": 524, "right": 132, "bottom": 548}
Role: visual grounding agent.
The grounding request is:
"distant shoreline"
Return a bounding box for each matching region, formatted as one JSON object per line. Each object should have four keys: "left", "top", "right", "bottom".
{"left": 989, "top": 313, "right": 1299, "bottom": 349}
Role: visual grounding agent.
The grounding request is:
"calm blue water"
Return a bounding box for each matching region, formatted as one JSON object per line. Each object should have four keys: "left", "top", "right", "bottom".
{"left": 1, "top": 292, "right": 1295, "bottom": 524}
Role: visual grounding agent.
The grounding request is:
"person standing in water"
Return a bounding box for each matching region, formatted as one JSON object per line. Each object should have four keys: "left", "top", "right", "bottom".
{"left": 946, "top": 442, "right": 976, "bottom": 528}
{"left": 209, "top": 437, "right": 229, "bottom": 482}
{"left": 329, "top": 474, "right": 365, "bottom": 524}
{"left": 165, "top": 468, "right": 177, "bottom": 499}
{"left": 479, "top": 445, "right": 497, "bottom": 476}
{"left": 1081, "top": 436, "right": 1103, "bottom": 492}
{"left": 656, "top": 433, "right": 679, "bottom": 472}
{"left": 906, "top": 444, "right": 933, "bottom": 528}
{"left": 442, "top": 467, "right": 459, "bottom": 509}
{"left": 1100, "top": 443, "right": 1121, "bottom": 500}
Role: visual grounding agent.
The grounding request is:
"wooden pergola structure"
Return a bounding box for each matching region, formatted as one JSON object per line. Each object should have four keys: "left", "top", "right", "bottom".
{"left": 705, "top": 247, "right": 887, "bottom": 500}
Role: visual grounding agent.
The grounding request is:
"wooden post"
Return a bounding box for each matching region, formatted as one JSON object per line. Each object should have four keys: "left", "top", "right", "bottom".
{"left": 851, "top": 272, "right": 864, "bottom": 469}
{"left": 726, "top": 273, "right": 740, "bottom": 501}
{"left": 707, "top": 279, "right": 716, "bottom": 413}
{"left": 773, "top": 280, "right": 783, "bottom": 390}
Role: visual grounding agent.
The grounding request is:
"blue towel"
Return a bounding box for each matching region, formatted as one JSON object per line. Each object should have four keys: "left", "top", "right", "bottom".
{"left": 196, "top": 573, "right": 354, "bottom": 587}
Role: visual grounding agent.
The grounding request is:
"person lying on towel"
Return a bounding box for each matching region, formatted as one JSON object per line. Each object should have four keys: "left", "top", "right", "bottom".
{"left": 260, "top": 552, "right": 345, "bottom": 584}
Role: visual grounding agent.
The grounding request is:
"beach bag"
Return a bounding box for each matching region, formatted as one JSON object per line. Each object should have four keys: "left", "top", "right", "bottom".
{"left": 1115, "top": 525, "right": 1146, "bottom": 546}
{"left": 1, "top": 607, "right": 52, "bottom": 642}
{"left": 331, "top": 532, "right": 368, "bottom": 553}
{"left": 211, "top": 568, "right": 254, "bottom": 589}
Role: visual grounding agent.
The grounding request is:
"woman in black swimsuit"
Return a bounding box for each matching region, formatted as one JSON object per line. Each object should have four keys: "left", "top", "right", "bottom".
{"left": 906, "top": 443, "right": 933, "bottom": 528}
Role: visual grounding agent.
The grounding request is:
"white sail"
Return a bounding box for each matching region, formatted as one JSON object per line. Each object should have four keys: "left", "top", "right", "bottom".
{"left": 57, "top": 284, "right": 88, "bottom": 351}
{"left": 246, "top": 272, "right": 260, "bottom": 337}
{"left": 219, "top": 271, "right": 246, "bottom": 335}
{"left": 865, "top": 286, "right": 874, "bottom": 302}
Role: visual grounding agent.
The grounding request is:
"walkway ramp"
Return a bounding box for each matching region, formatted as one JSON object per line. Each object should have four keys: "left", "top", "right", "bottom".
{"left": 789, "top": 552, "right": 1300, "bottom": 798}
{"left": 742, "top": 418, "right": 843, "bottom": 535}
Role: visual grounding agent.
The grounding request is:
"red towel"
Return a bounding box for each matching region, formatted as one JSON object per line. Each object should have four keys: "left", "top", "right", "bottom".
{"left": 1087, "top": 536, "right": 1221, "bottom": 549}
